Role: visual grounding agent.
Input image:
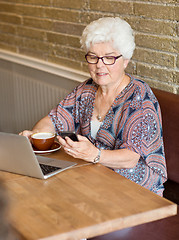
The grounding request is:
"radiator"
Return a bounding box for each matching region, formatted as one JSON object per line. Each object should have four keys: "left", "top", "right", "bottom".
{"left": 0, "top": 62, "right": 76, "bottom": 134}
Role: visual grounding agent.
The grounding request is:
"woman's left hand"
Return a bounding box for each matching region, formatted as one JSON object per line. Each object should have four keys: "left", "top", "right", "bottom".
{"left": 57, "top": 135, "right": 98, "bottom": 162}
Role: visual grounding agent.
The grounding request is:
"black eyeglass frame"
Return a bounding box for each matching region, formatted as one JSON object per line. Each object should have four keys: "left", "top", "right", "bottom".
{"left": 85, "top": 54, "right": 123, "bottom": 65}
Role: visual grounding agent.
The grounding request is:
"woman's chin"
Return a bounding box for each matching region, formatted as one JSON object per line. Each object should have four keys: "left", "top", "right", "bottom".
{"left": 94, "top": 76, "right": 110, "bottom": 85}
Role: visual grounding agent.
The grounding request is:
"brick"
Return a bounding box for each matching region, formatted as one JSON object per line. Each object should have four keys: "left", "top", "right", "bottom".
{"left": 17, "top": 5, "right": 45, "bottom": 18}
{"left": 0, "top": 13, "right": 21, "bottom": 24}
{"left": 55, "top": 46, "right": 85, "bottom": 62}
{"left": 176, "top": 55, "right": 179, "bottom": 68}
{"left": 175, "top": 5, "right": 179, "bottom": 21}
{"left": 17, "top": 26, "right": 45, "bottom": 40}
{"left": 136, "top": 63, "right": 175, "bottom": 83}
{"left": 176, "top": 86, "right": 179, "bottom": 95}
{"left": 81, "top": 60, "right": 89, "bottom": 72}
{"left": 46, "top": 32, "right": 80, "bottom": 48}
{"left": 0, "top": 42, "right": 17, "bottom": 52}
{"left": 0, "top": 2, "right": 16, "bottom": 13}
{"left": 19, "top": 47, "right": 47, "bottom": 60}
{"left": 0, "top": 33, "right": 23, "bottom": 46}
{"left": 174, "top": 38, "right": 179, "bottom": 53}
{"left": 23, "top": 17, "right": 53, "bottom": 30}
{"left": 126, "top": 61, "right": 136, "bottom": 75}
{"left": 135, "top": 33, "right": 178, "bottom": 53}
{"left": 134, "top": 48, "right": 175, "bottom": 68}
{"left": 177, "top": 22, "right": 179, "bottom": 37}
{"left": 79, "top": 12, "right": 96, "bottom": 25}
{"left": 47, "top": 55, "right": 83, "bottom": 72}
{"left": 22, "top": 38, "right": 50, "bottom": 53}
{"left": 0, "top": 23, "right": 16, "bottom": 34}
{"left": 125, "top": 17, "right": 178, "bottom": 37}
{"left": 26, "top": 0, "right": 51, "bottom": 6}
{"left": 139, "top": 0, "right": 178, "bottom": 3}
{"left": 134, "top": 3, "right": 176, "bottom": 20}
{"left": 53, "top": 22, "right": 85, "bottom": 37}
{"left": 173, "top": 71, "right": 179, "bottom": 84}
{"left": 80, "top": 12, "right": 112, "bottom": 25}
{"left": 143, "top": 78, "right": 175, "bottom": 94}
{"left": 53, "top": 0, "right": 84, "bottom": 10}
{"left": 3, "top": 0, "right": 51, "bottom": 5}
{"left": 90, "top": 0, "right": 133, "bottom": 14}
{"left": 45, "top": 8, "right": 80, "bottom": 23}
{"left": 0, "top": 3, "right": 46, "bottom": 18}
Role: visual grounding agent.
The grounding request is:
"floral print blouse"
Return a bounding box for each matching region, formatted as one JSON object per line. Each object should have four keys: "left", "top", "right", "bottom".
{"left": 49, "top": 75, "right": 167, "bottom": 196}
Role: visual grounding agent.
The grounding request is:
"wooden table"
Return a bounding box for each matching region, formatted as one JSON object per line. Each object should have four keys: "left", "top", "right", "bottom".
{"left": 0, "top": 149, "right": 177, "bottom": 240}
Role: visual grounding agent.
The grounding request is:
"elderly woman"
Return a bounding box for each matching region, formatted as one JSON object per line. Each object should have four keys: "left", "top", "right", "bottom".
{"left": 20, "top": 17, "right": 167, "bottom": 196}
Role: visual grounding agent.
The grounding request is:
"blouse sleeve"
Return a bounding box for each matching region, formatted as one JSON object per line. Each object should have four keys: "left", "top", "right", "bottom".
{"left": 119, "top": 86, "right": 165, "bottom": 162}
{"left": 119, "top": 85, "right": 167, "bottom": 180}
{"left": 48, "top": 87, "right": 79, "bottom": 134}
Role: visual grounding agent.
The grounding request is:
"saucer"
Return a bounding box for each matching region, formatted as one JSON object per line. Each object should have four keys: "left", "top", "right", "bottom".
{"left": 33, "top": 141, "right": 61, "bottom": 154}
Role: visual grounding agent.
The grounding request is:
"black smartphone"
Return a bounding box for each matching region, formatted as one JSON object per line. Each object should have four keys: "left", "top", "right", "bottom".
{"left": 59, "top": 131, "right": 78, "bottom": 141}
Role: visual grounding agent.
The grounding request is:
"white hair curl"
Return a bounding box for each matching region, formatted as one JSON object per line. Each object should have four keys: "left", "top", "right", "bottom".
{"left": 80, "top": 17, "right": 135, "bottom": 60}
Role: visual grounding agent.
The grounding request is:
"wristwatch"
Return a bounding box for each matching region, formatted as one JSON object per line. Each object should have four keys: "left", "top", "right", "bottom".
{"left": 93, "top": 149, "right": 101, "bottom": 163}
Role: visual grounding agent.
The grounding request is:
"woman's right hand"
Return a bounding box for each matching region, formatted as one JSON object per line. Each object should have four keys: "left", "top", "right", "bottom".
{"left": 19, "top": 116, "right": 55, "bottom": 140}
{"left": 19, "top": 130, "right": 37, "bottom": 139}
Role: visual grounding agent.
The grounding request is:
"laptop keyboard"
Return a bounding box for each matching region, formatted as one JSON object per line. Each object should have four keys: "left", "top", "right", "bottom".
{"left": 39, "top": 164, "right": 61, "bottom": 175}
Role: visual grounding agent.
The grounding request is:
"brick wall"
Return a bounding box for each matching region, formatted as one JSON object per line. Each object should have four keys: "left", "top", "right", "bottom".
{"left": 0, "top": 0, "right": 178, "bottom": 93}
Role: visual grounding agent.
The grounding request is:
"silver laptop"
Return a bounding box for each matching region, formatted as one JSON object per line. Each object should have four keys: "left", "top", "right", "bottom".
{"left": 0, "top": 132, "right": 77, "bottom": 179}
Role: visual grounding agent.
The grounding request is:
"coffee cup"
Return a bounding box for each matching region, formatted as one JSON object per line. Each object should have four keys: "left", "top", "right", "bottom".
{"left": 31, "top": 132, "right": 55, "bottom": 151}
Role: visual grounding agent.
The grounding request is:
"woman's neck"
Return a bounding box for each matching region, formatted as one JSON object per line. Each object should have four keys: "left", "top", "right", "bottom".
{"left": 93, "top": 74, "right": 130, "bottom": 122}
{"left": 98, "top": 74, "right": 129, "bottom": 98}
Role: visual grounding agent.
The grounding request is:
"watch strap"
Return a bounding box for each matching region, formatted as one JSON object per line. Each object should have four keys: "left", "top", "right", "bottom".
{"left": 93, "top": 149, "right": 101, "bottom": 163}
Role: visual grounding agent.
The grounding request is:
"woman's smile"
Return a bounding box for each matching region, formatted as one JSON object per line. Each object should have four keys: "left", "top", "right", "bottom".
{"left": 96, "top": 72, "right": 108, "bottom": 77}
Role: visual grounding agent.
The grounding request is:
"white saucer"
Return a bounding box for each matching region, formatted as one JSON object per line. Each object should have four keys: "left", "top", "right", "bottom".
{"left": 33, "top": 142, "right": 61, "bottom": 154}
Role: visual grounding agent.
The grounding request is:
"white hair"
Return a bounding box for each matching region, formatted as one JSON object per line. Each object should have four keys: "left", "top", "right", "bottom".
{"left": 80, "top": 17, "right": 135, "bottom": 60}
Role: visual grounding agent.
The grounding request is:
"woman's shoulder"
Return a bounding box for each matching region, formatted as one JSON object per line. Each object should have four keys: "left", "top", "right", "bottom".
{"left": 64, "top": 78, "right": 97, "bottom": 102}
{"left": 59, "top": 78, "right": 96, "bottom": 106}
{"left": 130, "top": 76, "right": 157, "bottom": 103}
{"left": 132, "top": 77, "right": 151, "bottom": 92}
{"left": 74, "top": 78, "right": 95, "bottom": 89}
{"left": 75, "top": 78, "right": 97, "bottom": 94}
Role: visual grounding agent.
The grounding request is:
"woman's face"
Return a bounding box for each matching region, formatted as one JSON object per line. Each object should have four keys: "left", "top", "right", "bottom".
{"left": 87, "top": 42, "right": 129, "bottom": 88}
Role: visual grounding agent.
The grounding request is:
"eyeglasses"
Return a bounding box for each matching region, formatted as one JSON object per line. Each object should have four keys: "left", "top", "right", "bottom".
{"left": 85, "top": 54, "right": 123, "bottom": 65}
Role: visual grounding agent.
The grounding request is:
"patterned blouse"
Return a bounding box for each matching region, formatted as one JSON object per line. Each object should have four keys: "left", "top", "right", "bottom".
{"left": 49, "top": 75, "right": 167, "bottom": 196}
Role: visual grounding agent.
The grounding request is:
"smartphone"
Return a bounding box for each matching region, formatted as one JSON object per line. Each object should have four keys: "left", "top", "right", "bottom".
{"left": 59, "top": 131, "right": 78, "bottom": 141}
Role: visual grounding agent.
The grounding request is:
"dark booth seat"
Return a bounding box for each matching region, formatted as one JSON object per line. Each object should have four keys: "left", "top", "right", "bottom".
{"left": 90, "top": 206, "right": 179, "bottom": 240}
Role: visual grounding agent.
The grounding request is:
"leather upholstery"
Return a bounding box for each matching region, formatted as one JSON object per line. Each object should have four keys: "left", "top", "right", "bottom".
{"left": 90, "top": 206, "right": 179, "bottom": 240}
{"left": 152, "top": 88, "right": 179, "bottom": 184}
